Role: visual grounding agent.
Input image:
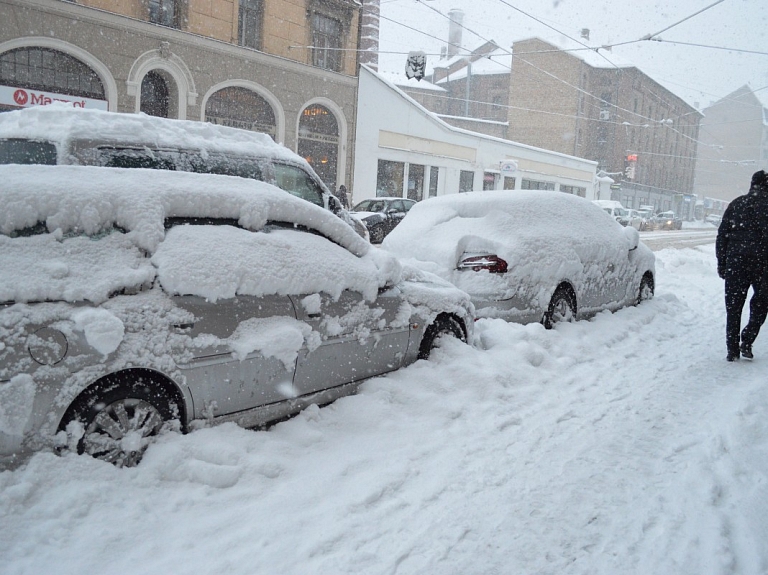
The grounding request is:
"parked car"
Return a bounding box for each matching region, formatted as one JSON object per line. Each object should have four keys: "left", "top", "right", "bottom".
{"left": 705, "top": 213, "right": 723, "bottom": 227}
{"left": 0, "top": 165, "right": 473, "bottom": 469}
{"left": 636, "top": 209, "right": 655, "bottom": 230}
{"left": 623, "top": 209, "right": 644, "bottom": 231}
{"left": 383, "top": 190, "right": 655, "bottom": 326}
{"left": 352, "top": 197, "right": 417, "bottom": 243}
{"left": 0, "top": 105, "right": 368, "bottom": 239}
{"left": 652, "top": 211, "right": 683, "bottom": 230}
{"left": 592, "top": 200, "right": 629, "bottom": 225}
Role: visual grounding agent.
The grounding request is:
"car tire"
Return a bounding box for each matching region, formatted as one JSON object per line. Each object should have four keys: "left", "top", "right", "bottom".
{"left": 637, "top": 273, "right": 654, "bottom": 305}
{"left": 417, "top": 315, "right": 466, "bottom": 360}
{"left": 59, "top": 373, "right": 179, "bottom": 467}
{"left": 370, "top": 224, "right": 386, "bottom": 244}
{"left": 542, "top": 286, "right": 576, "bottom": 329}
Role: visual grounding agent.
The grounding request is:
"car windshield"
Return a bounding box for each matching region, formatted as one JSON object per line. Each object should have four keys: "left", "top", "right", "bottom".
{"left": 354, "top": 200, "right": 388, "bottom": 212}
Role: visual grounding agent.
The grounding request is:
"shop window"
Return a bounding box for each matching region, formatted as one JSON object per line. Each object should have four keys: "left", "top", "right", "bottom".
{"left": 560, "top": 185, "right": 587, "bottom": 197}
{"left": 238, "top": 0, "right": 263, "bottom": 50}
{"left": 205, "top": 86, "right": 276, "bottom": 138}
{"left": 149, "top": 0, "right": 179, "bottom": 28}
{"left": 521, "top": 179, "right": 555, "bottom": 191}
{"left": 310, "top": 13, "right": 342, "bottom": 72}
{"left": 376, "top": 160, "right": 404, "bottom": 197}
{"left": 503, "top": 176, "right": 516, "bottom": 190}
{"left": 408, "top": 164, "right": 425, "bottom": 201}
{"left": 298, "top": 104, "right": 339, "bottom": 190}
{"left": 483, "top": 172, "right": 499, "bottom": 190}
{"left": 140, "top": 71, "right": 170, "bottom": 118}
{"left": 459, "top": 170, "right": 474, "bottom": 193}
{"left": 429, "top": 166, "right": 439, "bottom": 197}
{"left": 0, "top": 47, "right": 104, "bottom": 100}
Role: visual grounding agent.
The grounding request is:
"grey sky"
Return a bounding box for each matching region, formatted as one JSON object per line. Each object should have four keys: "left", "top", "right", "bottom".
{"left": 377, "top": 0, "right": 768, "bottom": 109}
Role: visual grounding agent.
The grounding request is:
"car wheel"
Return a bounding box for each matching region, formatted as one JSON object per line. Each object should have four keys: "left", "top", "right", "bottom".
{"left": 60, "top": 374, "right": 179, "bottom": 467}
{"left": 637, "top": 273, "right": 654, "bottom": 304}
{"left": 417, "top": 315, "right": 466, "bottom": 360}
{"left": 369, "top": 224, "right": 386, "bottom": 244}
{"left": 542, "top": 286, "right": 576, "bottom": 329}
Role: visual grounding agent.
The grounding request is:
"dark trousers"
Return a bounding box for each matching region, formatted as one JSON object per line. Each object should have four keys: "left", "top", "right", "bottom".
{"left": 725, "top": 271, "right": 768, "bottom": 353}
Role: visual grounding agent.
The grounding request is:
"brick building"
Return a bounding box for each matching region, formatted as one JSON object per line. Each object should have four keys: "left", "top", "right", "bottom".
{"left": 694, "top": 85, "right": 768, "bottom": 202}
{"left": 0, "top": 0, "right": 367, "bottom": 190}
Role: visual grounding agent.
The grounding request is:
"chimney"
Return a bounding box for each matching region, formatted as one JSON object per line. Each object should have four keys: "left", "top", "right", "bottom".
{"left": 359, "top": 0, "right": 380, "bottom": 71}
{"left": 580, "top": 28, "right": 590, "bottom": 41}
{"left": 447, "top": 9, "right": 464, "bottom": 58}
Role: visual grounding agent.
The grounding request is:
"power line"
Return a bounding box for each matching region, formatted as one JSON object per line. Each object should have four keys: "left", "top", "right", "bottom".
{"left": 641, "top": 0, "right": 727, "bottom": 41}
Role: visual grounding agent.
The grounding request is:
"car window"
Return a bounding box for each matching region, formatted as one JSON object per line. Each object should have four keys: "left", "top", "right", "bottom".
{"left": 403, "top": 200, "right": 416, "bottom": 212}
{"left": 390, "top": 200, "right": 405, "bottom": 212}
{"left": 0, "top": 138, "right": 57, "bottom": 165}
{"left": 98, "top": 147, "right": 177, "bottom": 170}
{"left": 273, "top": 163, "right": 325, "bottom": 208}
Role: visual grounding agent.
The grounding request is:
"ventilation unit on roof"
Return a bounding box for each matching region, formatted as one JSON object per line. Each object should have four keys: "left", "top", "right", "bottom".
{"left": 599, "top": 110, "right": 610, "bottom": 120}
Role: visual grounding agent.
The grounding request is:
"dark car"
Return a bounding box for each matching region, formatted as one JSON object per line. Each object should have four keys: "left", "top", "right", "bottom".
{"left": 352, "top": 198, "right": 417, "bottom": 243}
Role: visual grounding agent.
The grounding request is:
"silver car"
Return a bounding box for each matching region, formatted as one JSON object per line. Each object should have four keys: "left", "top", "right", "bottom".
{"left": 0, "top": 165, "right": 473, "bottom": 468}
{"left": 382, "top": 190, "right": 655, "bottom": 327}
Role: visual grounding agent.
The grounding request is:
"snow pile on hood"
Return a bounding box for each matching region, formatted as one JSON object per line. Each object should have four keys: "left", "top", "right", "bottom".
{"left": 0, "top": 165, "right": 389, "bottom": 304}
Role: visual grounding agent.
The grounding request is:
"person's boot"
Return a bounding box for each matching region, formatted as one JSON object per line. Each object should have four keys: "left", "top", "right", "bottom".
{"left": 727, "top": 348, "right": 740, "bottom": 362}
{"left": 740, "top": 341, "right": 753, "bottom": 359}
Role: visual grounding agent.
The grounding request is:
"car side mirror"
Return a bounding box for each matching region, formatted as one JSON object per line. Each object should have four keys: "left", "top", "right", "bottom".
{"left": 623, "top": 226, "right": 640, "bottom": 251}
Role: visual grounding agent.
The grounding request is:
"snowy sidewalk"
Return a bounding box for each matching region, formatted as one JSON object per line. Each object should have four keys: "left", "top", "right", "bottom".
{"left": 1, "top": 243, "right": 766, "bottom": 575}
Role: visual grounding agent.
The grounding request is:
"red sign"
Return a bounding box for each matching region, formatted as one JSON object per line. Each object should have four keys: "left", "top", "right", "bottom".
{"left": 626, "top": 154, "right": 638, "bottom": 162}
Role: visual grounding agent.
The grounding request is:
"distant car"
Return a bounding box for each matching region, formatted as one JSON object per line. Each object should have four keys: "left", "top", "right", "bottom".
{"left": 383, "top": 190, "right": 655, "bottom": 326}
{"left": 0, "top": 165, "right": 473, "bottom": 469}
{"left": 623, "top": 209, "right": 644, "bottom": 231}
{"left": 653, "top": 211, "right": 683, "bottom": 230}
{"left": 705, "top": 214, "right": 722, "bottom": 227}
{"left": 636, "top": 209, "right": 654, "bottom": 230}
{"left": 352, "top": 197, "right": 417, "bottom": 243}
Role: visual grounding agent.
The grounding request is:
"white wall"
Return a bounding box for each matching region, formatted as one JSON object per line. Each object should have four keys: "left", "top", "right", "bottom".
{"left": 353, "top": 66, "right": 599, "bottom": 205}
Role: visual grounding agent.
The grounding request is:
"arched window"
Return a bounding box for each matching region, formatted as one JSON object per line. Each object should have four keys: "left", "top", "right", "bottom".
{"left": 140, "top": 70, "right": 170, "bottom": 118}
{"left": 204, "top": 86, "right": 276, "bottom": 138}
{"left": 0, "top": 47, "right": 105, "bottom": 99}
{"left": 297, "top": 104, "right": 339, "bottom": 190}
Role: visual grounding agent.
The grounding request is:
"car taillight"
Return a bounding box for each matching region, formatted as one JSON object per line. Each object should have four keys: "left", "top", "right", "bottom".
{"left": 457, "top": 255, "right": 508, "bottom": 273}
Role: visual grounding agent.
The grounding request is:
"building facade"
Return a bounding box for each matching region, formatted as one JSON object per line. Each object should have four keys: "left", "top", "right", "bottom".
{"left": 354, "top": 66, "right": 602, "bottom": 207}
{"left": 0, "top": 0, "right": 363, "bottom": 191}
{"left": 694, "top": 85, "right": 768, "bottom": 203}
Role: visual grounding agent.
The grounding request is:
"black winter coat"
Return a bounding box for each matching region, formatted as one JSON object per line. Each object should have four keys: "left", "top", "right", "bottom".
{"left": 716, "top": 183, "right": 768, "bottom": 278}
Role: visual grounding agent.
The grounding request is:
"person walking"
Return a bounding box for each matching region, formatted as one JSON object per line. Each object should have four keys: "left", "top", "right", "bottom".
{"left": 335, "top": 184, "right": 350, "bottom": 210}
{"left": 716, "top": 169, "right": 768, "bottom": 361}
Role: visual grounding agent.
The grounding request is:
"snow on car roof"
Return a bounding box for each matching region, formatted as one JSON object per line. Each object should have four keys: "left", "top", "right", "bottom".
{"left": 0, "top": 165, "right": 389, "bottom": 304}
{"left": 0, "top": 105, "right": 303, "bottom": 164}
{"left": 382, "top": 190, "right": 628, "bottom": 280}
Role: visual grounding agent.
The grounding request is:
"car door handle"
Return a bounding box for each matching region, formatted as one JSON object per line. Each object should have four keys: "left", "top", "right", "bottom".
{"left": 173, "top": 322, "right": 195, "bottom": 330}
{"left": 307, "top": 313, "right": 322, "bottom": 319}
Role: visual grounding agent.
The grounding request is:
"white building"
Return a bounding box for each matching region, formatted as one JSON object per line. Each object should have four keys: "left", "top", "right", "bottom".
{"left": 353, "top": 66, "right": 601, "bottom": 205}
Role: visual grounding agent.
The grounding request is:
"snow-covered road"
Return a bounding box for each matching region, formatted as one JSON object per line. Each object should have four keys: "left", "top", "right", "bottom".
{"left": 1, "top": 242, "right": 767, "bottom": 575}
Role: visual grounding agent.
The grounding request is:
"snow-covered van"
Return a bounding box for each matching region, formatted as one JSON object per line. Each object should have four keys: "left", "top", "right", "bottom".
{"left": 0, "top": 105, "right": 367, "bottom": 236}
{"left": 592, "top": 200, "right": 630, "bottom": 225}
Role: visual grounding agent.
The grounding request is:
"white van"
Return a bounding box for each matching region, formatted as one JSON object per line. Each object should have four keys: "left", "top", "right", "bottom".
{"left": 0, "top": 105, "right": 367, "bottom": 236}
{"left": 592, "top": 200, "right": 628, "bottom": 223}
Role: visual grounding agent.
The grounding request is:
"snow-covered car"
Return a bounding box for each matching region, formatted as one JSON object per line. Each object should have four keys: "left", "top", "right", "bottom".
{"left": 705, "top": 213, "right": 722, "bottom": 227}
{"left": 382, "top": 190, "right": 655, "bottom": 326}
{"left": 0, "top": 105, "right": 368, "bottom": 239}
{"left": 652, "top": 211, "right": 683, "bottom": 230}
{"left": 636, "top": 208, "right": 654, "bottom": 230}
{"left": 0, "top": 165, "right": 473, "bottom": 469}
{"left": 351, "top": 197, "right": 416, "bottom": 243}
